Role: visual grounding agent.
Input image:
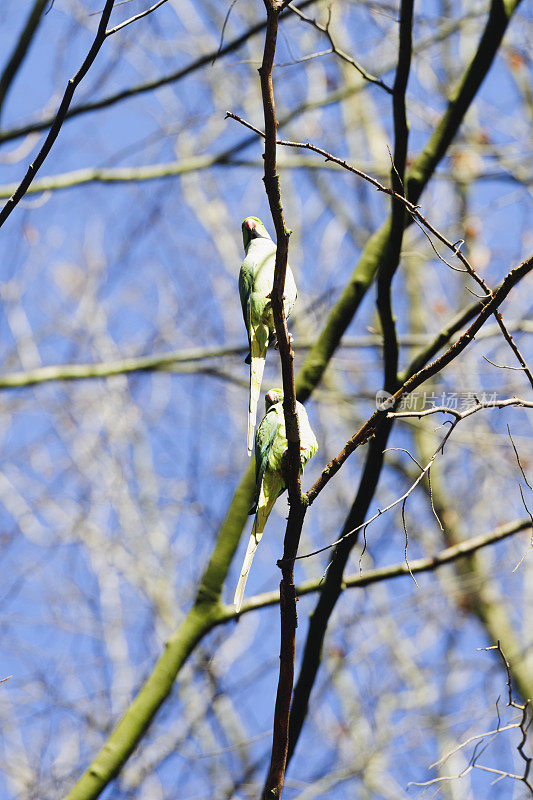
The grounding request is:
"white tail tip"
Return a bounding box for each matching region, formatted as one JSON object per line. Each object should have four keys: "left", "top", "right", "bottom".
{"left": 234, "top": 531, "right": 260, "bottom": 612}
{"left": 247, "top": 416, "right": 254, "bottom": 457}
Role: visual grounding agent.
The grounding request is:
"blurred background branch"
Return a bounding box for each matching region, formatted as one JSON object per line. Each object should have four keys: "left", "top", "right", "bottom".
{"left": 0, "top": 1, "right": 531, "bottom": 799}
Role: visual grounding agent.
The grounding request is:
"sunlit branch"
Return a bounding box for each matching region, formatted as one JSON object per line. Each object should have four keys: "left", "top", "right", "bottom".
{"left": 0, "top": 0, "right": 319, "bottom": 146}
{"left": 0, "top": 156, "right": 233, "bottom": 198}
{"left": 0, "top": 156, "right": 526, "bottom": 199}
{"left": 290, "top": 397, "right": 533, "bottom": 563}
{"left": 410, "top": 642, "right": 533, "bottom": 792}
{"left": 0, "top": 321, "right": 532, "bottom": 391}
{"left": 305, "top": 255, "right": 533, "bottom": 506}
{"left": 105, "top": 0, "right": 168, "bottom": 35}
{"left": 230, "top": 517, "right": 532, "bottom": 617}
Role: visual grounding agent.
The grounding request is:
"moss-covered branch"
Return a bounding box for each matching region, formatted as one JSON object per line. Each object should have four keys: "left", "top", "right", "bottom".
{"left": 296, "top": 0, "right": 522, "bottom": 403}
{"left": 232, "top": 517, "right": 531, "bottom": 617}
{"left": 63, "top": 503, "right": 531, "bottom": 800}
{"left": 62, "top": 1, "right": 524, "bottom": 796}
{"left": 64, "top": 463, "right": 255, "bottom": 800}
{"left": 2, "top": 319, "right": 532, "bottom": 391}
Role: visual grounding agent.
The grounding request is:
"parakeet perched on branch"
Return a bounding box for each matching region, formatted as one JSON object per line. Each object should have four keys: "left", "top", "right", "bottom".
{"left": 234, "top": 388, "right": 318, "bottom": 613}
{"left": 239, "top": 216, "right": 297, "bottom": 456}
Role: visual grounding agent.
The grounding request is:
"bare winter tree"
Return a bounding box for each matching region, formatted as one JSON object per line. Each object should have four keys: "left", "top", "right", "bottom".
{"left": 0, "top": 1, "right": 531, "bottom": 799}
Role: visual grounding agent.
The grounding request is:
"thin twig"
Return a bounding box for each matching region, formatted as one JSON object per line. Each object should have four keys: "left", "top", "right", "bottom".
{"left": 492, "top": 311, "right": 533, "bottom": 390}
{"left": 231, "top": 518, "right": 532, "bottom": 616}
{"left": 389, "top": 398, "right": 533, "bottom": 420}
{"left": 105, "top": 0, "right": 168, "bottom": 35}
{"left": 483, "top": 355, "right": 529, "bottom": 371}
{"left": 225, "top": 112, "right": 491, "bottom": 286}
{"left": 287, "top": 2, "right": 392, "bottom": 92}
{"left": 513, "top": 486, "right": 533, "bottom": 571}
{"left": 227, "top": 111, "right": 533, "bottom": 386}
{"left": 0, "top": 0, "right": 116, "bottom": 230}
{"left": 401, "top": 497, "right": 420, "bottom": 588}
{"left": 507, "top": 425, "right": 533, "bottom": 490}
{"left": 303, "top": 256, "right": 533, "bottom": 506}
{"left": 410, "top": 642, "right": 533, "bottom": 792}
{"left": 0, "top": 320, "right": 532, "bottom": 391}
{"left": 427, "top": 468, "right": 444, "bottom": 531}
{"left": 212, "top": 0, "right": 240, "bottom": 64}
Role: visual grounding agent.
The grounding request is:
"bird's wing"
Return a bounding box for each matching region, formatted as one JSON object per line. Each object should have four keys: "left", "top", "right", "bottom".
{"left": 234, "top": 404, "right": 286, "bottom": 611}
{"left": 283, "top": 263, "right": 298, "bottom": 320}
{"left": 241, "top": 241, "right": 277, "bottom": 455}
{"left": 296, "top": 402, "right": 319, "bottom": 468}
{"left": 247, "top": 327, "right": 269, "bottom": 457}
{"left": 249, "top": 410, "right": 278, "bottom": 513}
{"left": 238, "top": 261, "right": 253, "bottom": 343}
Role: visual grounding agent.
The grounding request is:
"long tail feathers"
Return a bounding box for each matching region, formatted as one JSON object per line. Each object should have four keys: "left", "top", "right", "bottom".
{"left": 233, "top": 529, "right": 260, "bottom": 613}
{"left": 234, "top": 498, "right": 275, "bottom": 612}
{"left": 247, "top": 334, "right": 267, "bottom": 456}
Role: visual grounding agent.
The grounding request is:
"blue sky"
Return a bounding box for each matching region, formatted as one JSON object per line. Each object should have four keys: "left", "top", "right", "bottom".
{"left": 0, "top": 1, "right": 531, "bottom": 798}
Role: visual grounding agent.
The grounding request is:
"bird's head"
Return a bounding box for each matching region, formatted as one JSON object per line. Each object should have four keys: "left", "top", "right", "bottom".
{"left": 242, "top": 217, "right": 271, "bottom": 249}
{"left": 265, "top": 388, "right": 283, "bottom": 410}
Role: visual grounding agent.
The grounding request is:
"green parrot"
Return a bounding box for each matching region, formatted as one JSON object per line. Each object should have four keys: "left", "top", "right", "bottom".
{"left": 239, "top": 216, "right": 298, "bottom": 456}
{"left": 234, "top": 387, "right": 318, "bottom": 612}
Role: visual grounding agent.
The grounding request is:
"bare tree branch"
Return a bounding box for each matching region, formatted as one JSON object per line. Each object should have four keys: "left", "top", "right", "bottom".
{"left": 287, "top": 2, "right": 392, "bottom": 92}
{"left": 0, "top": 0, "right": 49, "bottom": 121}
{"left": 0, "top": 0, "right": 318, "bottom": 146}
{"left": 257, "top": 2, "right": 305, "bottom": 796}
{"left": 105, "top": 0, "right": 168, "bottom": 35}
{"left": 410, "top": 642, "right": 533, "bottom": 792}
{"left": 233, "top": 517, "right": 532, "bottom": 616}
{"left": 0, "top": 0, "right": 117, "bottom": 229}
{"left": 1, "top": 318, "right": 531, "bottom": 391}
{"left": 305, "top": 255, "right": 533, "bottom": 506}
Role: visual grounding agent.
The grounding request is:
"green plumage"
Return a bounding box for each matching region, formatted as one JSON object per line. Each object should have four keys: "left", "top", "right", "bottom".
{"left": 234, "top": 388, "right": 318, "bottom": 612}
{"left": 239, "top": 217, "right": 298, "bottom": 456}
